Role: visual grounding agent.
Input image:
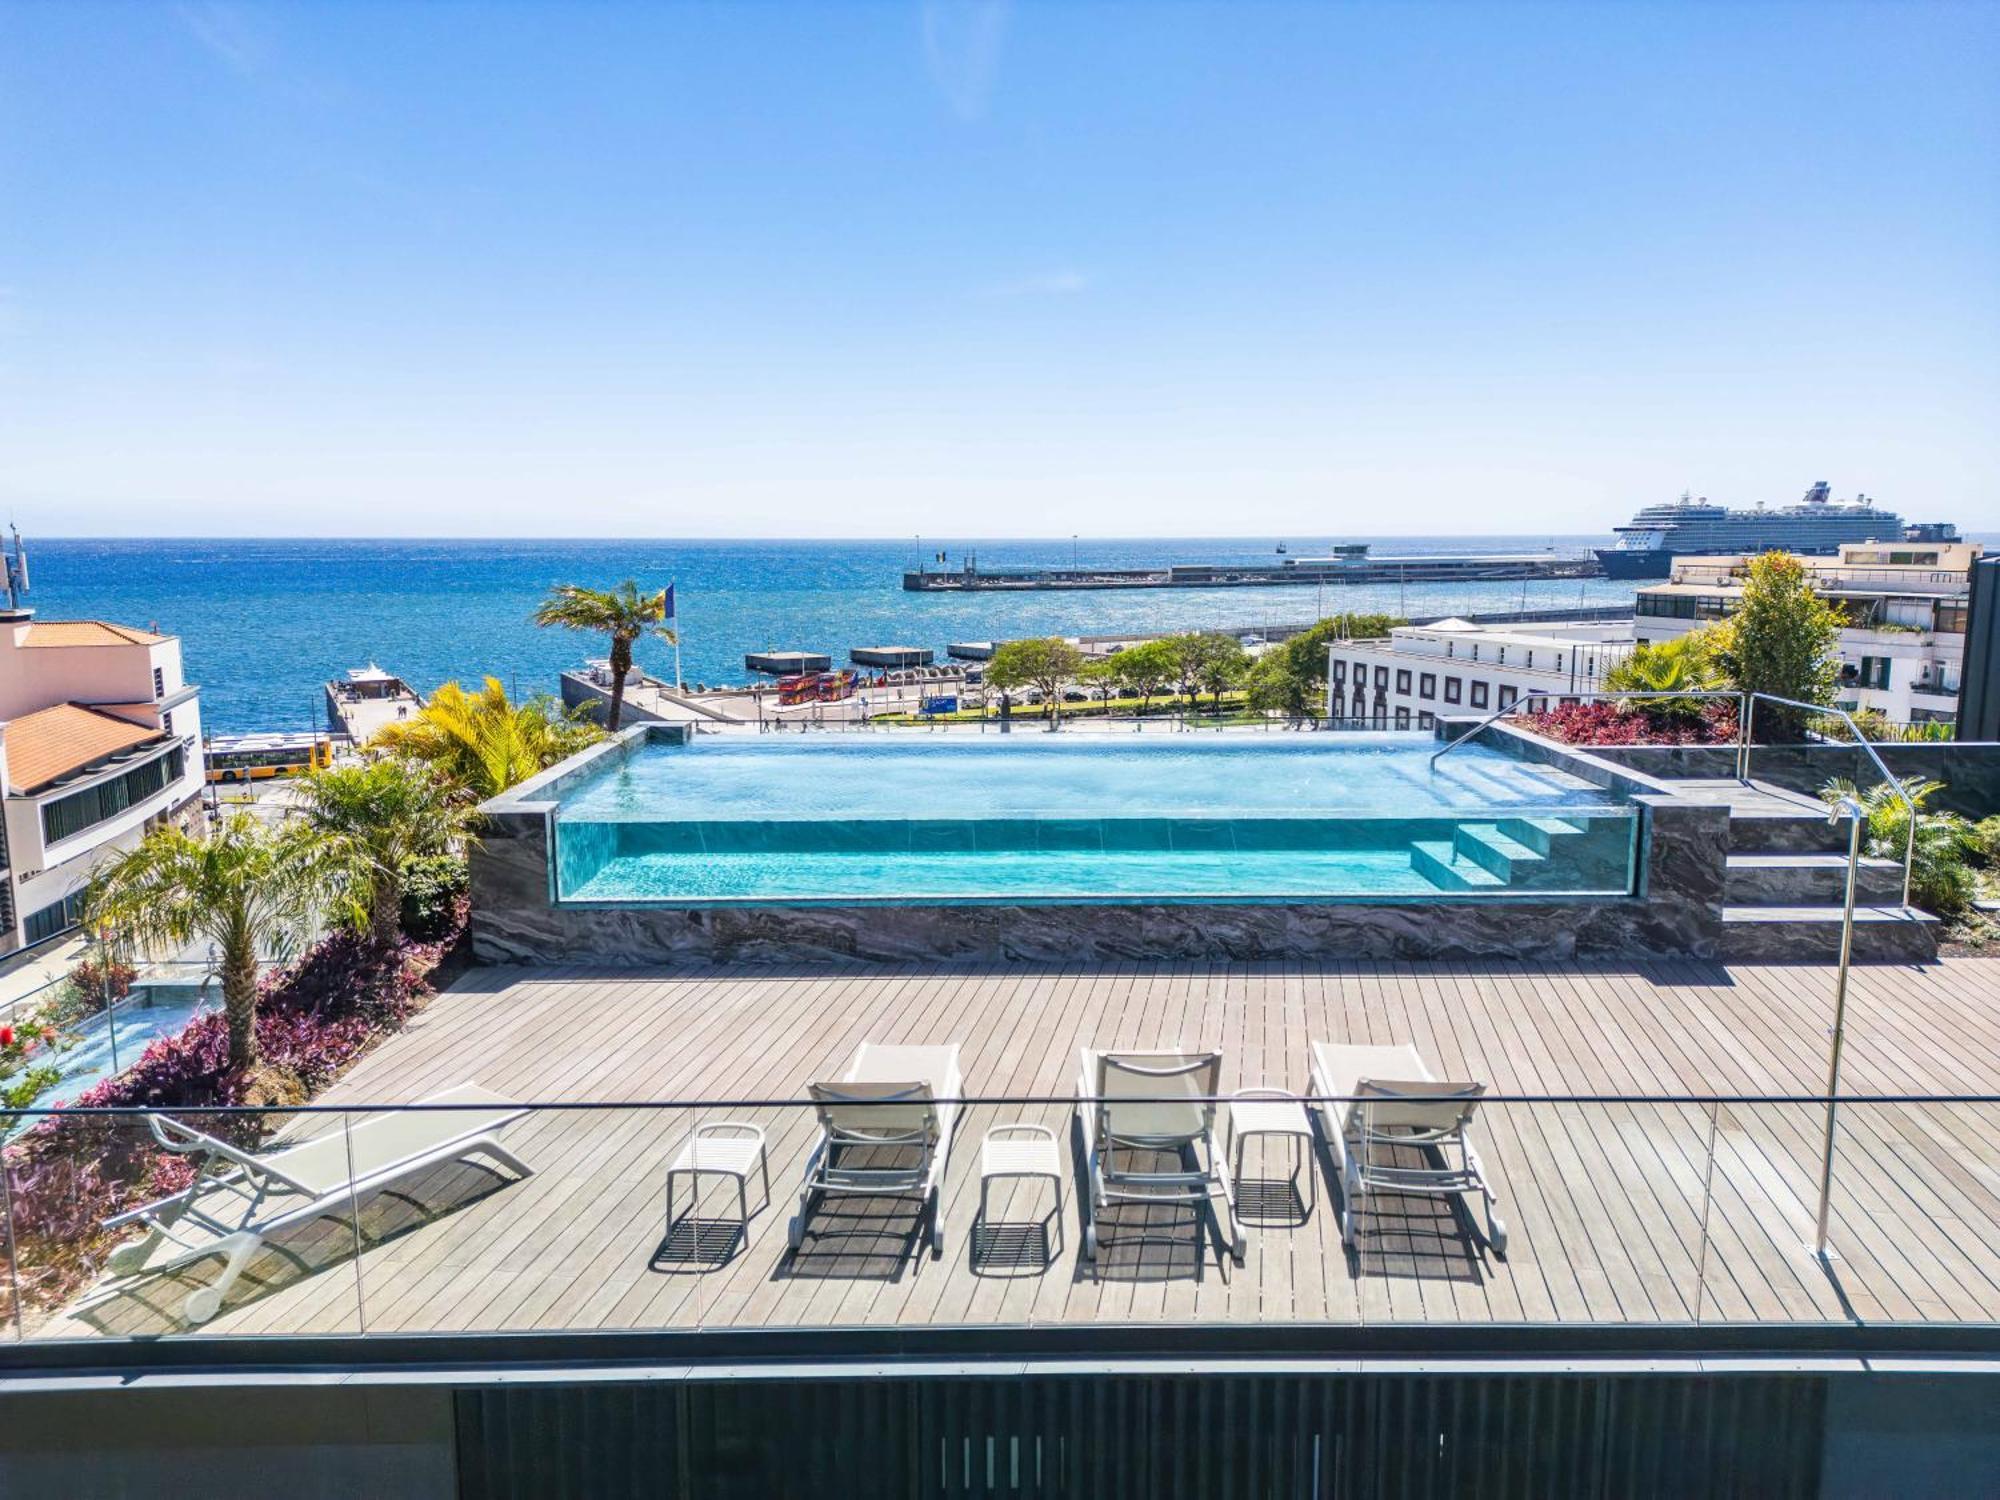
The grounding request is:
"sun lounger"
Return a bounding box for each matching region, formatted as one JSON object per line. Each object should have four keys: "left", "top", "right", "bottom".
{"left": 97, "top": 1083, "right": 531, "bottom": 1324}
{"left": 1076, "top": 1048, "right": 1244, "bottom": 1264}
{"left": 790, "top": 1042, "right": 962, "bottom": 1258}
{"left": 1308, "top": 1041, "right": 1506, "bottom": 1255}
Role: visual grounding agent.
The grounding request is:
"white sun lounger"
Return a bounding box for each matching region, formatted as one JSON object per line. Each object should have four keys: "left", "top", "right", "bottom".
{"left": 97, "top": 1083, "right": 531, "bottom": 1324}
{"left": 790, "top": 1042, "right": 962, "bottom": 1258}
{"left": 1308, "top": 1041, "right": 1506, "bottom": 1255}
{"left": 1077, "top": 1048, "right": 1245, "bottom": 1265}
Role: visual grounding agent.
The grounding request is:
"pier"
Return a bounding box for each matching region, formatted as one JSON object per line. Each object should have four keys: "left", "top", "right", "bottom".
{"left": 745, "top": 649, "right": 831, "bottom": 675}
{"left": 903, "top": 545, "right": 1601, "bottom": 592}
{"left": 849, "top": 645, "right": 934, "bottom": 669}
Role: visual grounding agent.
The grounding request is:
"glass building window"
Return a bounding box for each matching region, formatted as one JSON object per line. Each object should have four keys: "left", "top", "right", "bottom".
{"left": 1444, "top": 678, "right": 1462, "bottom": 704}
{"left": 1419, "top": 673, "right": 1436, "bottom": 699}
{"left": 40, "top": 747, "right": 185, "bottom": 846}
{"left": 1470, "top": 682, "right": 1489, "bottom": 709}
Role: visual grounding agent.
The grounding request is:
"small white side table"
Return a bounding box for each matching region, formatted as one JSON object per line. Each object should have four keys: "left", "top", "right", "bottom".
{"left": 665, "top": 1121, "right": 770, "bottom": 1252}
{"left": 1227, "top": 1088, "right": 1317, "bottom": 1219}
{"left": 978, "top": 1123, "right": 1065, "bottom": 1257}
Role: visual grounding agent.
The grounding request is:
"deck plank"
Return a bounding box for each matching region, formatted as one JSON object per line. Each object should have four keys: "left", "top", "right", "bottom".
{"left": 36, "top": 956, "right": 2000, "bottom": 1343}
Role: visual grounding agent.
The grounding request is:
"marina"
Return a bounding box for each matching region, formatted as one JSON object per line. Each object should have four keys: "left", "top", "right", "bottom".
{"left": 904, "top": 544, "right": 1602, "bottom": 592}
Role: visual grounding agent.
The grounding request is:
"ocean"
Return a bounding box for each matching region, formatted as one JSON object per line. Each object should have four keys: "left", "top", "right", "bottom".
{"left": 32, "top": 535, "right": 1636, "bottom": 733}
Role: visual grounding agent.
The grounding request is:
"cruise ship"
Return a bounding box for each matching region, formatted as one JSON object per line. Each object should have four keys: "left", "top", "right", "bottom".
{"left": 1595, "top": 482, "right": 1905, "bottom": 578}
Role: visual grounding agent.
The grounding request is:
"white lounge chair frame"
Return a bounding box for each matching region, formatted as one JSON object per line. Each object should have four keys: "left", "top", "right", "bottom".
{"left": 96, "top": 1084, "right": 531, "bottom": 1325}
{"left": 1076, "top": 1048, "right": 1245, "bottom": 1265}
{"left": 1309, "top": 1042, "right": 1507, "bottom": 1255}
{"left": 789, "top": 1042, "right": 962, "bottom": 1259}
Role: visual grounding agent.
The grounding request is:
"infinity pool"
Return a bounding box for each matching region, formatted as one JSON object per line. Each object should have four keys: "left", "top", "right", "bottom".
{"left": 553, "top": 733, "right": 1638, "bottom": 905}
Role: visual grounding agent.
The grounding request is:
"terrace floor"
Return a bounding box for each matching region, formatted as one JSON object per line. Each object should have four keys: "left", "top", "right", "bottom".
{"left": 39, "top": 957, "right": 2000, "bottom": 1342}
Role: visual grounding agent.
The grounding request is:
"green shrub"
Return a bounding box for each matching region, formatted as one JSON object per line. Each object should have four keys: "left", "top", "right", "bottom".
{"left": 1822, "top": 777, "right": 1977, "bottom": 915}
{"left": 1972, "top": 816, "right": 2000, "bottom": 870}
{"left": 399, "top": 853, "right": 470, "bottom": 943}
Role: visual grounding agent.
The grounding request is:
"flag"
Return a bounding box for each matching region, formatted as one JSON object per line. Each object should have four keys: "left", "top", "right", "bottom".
{"left": 661, "top": 582, "right": 675, "bottom": 620}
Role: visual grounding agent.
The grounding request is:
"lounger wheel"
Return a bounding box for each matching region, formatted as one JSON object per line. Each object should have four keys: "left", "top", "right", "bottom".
{"left": 1231, "top": 1228, "right": 1247, "bottom": 1267}
{"left": 786, "top": 1214, "right": 804, "bottom": 1251}
{"left": 1487, "top": 1217, "right": 1508, "bottom": 1258}
{"left": 1083, "top": 1222, "right": 1099, "bottom": 1261}
{"left": 183, "top": 1287, "right": 224, "bottom": 1325}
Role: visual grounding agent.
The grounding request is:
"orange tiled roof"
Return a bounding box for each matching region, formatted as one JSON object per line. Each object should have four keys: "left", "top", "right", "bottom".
{"left": 19, "top": 620, "right": 167, "bottom": 647}
{"left": 4, "top": 703, "right": 166, "bottom": 793}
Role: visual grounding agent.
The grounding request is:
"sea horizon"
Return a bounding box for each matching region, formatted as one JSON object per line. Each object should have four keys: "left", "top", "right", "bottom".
{"left": 28, "top": 531, "right": 1993, "bottom": 735}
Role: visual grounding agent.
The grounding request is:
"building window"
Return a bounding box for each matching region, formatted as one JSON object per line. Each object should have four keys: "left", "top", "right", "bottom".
{"left": 1330, "top": 661, "right": 1345, "bottom": 683}
{"left": 1853, "top": 656, "right": 1891, "bottom": 690}
{"left": 40, "top": 747, "right": 186, "bottom": 846}
{"left": 1444, "top": 677, "right": 1462, "bottom": 704}
{"left": 1471, "top": 682, "right": 1489, "bottom": 709}
{"left": 1395, "top": 670, "right": 1412, "bottom": 694}
{"left": 1417, "top": 710, "right": 1434, "bottom": 728}
{"left": 1419, "top": 673, "right": 1436, "bottom": 699}
{"left": 162, "top": 711, "right": 174, "bottom": 739}
{"left": 1937, "top": 603, "right": 1969, "bottom": 634}
{"left": 1394, "top": 707, "right": 1410, "bottom": 729}
{"left": 1470, "top": 644, "right": 1480, "bottom": 662}
{"left": 25, "top": 891, "right": 85, "bottom": 945}
{"left": 153, "top": 667, "right": 165, "bottom": 698}
{"left": 1497, "top": 647, "right": 1507, "bottom": 665}
{"left": 1637, "top": 594, "right": 1698, "bottom": 620}
{"left": 1374, "top": 666, "right": 1389, "bottom": 689}
{"left": 1445, "top": 640, "right": 1455, "bottom": 658}
{"left": 1498, "top": 685, "right": 1518, "bottom": 710}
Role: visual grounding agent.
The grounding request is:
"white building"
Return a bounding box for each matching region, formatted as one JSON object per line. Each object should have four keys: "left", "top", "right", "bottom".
{"left": 0, "top": 612, "right": 206, "bottom": 953}
{"left": 1632, "top": 541, "right": 1981, "bottom": 725}
{"left": 1327, "top": 619, "right": 1634, "bottom": 728}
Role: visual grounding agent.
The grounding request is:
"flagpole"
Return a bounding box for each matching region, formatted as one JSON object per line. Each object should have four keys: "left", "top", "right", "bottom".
{"left": 669, "top": 580, "right": 682, "bottom": 691}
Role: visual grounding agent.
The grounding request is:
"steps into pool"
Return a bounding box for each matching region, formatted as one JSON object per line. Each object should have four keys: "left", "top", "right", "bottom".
{"left": 1408, "top": 816, "right": 1594, "bottom": 892}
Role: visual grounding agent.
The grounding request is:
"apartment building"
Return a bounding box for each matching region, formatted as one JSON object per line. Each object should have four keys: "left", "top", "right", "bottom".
{"left": 1326, "top": 618, "right": 1634, "bottom": 727}
{"left": 1633, "top": 541, "right": 1982, "bottom": 725}
{"left": 0, "top": 609, "right": 205, "bottom": 953}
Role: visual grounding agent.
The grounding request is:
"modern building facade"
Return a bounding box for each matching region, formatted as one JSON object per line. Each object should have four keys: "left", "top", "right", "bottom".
{"left": 1326, "top": 618, "right": 1635, "bottom": 727}
{"left": 0, "top": 610, "right": 205, "bottom": 954}
{"left": 1632, "top": 541, "right": 1982, "bottom": 726}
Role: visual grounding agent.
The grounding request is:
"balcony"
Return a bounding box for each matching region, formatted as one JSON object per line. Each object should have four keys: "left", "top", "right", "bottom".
{"left": 8, "top": 960, "right": 1998, "bottom": 1349}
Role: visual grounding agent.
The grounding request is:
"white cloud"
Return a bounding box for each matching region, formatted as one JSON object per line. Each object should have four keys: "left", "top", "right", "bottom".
{"left": 921, "top": 0, "right": 1010, "bottom": 122}
{"left": 986, "top": 268, "right": 1090, "bottom": 297}
{"left": 175, "top": 3, "right": 267, "bottom": 77}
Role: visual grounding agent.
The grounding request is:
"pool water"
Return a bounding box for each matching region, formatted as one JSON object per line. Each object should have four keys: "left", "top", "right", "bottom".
{"left": 553, "top": 734, "right": 1638, "bottom": 905}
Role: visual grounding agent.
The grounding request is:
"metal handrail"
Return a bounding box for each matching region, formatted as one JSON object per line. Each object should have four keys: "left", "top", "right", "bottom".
{"left": 1430, "top": 687, "right": 1918, "bottom": 908}
{"left": 1740, "top": 694, "right": 1917, "bottom": 909}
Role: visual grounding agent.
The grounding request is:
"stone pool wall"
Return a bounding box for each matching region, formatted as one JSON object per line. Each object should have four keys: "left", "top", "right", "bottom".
{"left": 469, "top": 725, "right": 1729, "bottom": 965}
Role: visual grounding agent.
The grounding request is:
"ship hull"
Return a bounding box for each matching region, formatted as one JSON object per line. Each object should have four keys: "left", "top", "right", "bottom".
{"left": 1594, "top": 548, "right": 1674, "bottom": 579}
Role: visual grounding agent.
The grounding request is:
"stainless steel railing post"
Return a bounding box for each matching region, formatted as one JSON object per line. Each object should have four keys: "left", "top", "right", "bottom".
{"left": 1693, "top": 1098, "right": 1720, "bottom": 1324}
{"left": 1812, "top": 800, "right": 1864, "bottom": 1262}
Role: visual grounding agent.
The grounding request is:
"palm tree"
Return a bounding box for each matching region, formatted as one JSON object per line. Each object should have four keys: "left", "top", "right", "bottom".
{"left": 370, "top": 678, "right": 604, "bottom": 799}
{"left": 296, "top": 759, "right": 475, "bottom": 944}
{"left": 533, "top": 580, "right": 677, "bottom": 731}
{"left": 83, "top": 816, "right": 326, "bottom": 1073}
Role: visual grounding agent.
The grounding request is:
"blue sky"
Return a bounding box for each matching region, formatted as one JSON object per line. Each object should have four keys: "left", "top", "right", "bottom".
{"left": 3, "top": 1, "right": 1996, "bottom": 537}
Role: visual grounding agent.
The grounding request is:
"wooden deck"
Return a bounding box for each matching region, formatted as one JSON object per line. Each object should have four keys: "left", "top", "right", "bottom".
{"left": 42, "top": 958, "right": 2000, "bottom": 1341}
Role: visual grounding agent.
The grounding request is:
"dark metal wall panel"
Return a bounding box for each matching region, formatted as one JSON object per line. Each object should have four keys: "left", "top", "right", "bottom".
{"left": 454, "top": 1371, "right": 1827, "bottom": 1500}
{"left": 1960, "top": 556, "right": 2000, "bottom": 741}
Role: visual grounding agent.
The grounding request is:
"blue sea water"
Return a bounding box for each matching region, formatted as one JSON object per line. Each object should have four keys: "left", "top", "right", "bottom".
{"left": 32, "top": 535, "right": 1634, "bottom": 733}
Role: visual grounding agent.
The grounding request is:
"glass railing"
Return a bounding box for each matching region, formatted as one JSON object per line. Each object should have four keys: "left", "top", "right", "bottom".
{"left": 0, "top": 961, "right": 289, "bottom": 1132}
{"left": 552, "top": 807, "right": 1641, "bottom": 904}
{"left": 5, "top": 1093, "right": 1995, "bottom": 1343}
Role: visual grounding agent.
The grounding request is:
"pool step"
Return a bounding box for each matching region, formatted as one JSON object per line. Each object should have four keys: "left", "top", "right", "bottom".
{"left": 1453, "top": 823, "right": 1548, "bottom": 882}
{"left": 1495, "top": 815, "right": 1589, "bottom": 858}
{"left": 1409, "top": 840, "right": 1506, "bottom": 890}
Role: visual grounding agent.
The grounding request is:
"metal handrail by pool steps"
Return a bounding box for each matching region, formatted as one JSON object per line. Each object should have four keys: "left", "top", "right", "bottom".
{"left": 1430, "top": 687, "right": 1918, "bottom": 910}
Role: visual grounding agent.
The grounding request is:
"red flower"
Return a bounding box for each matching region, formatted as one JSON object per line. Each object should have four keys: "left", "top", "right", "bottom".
{"left": 0, "top": 1026, "right": 14, "bottom": 1048}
